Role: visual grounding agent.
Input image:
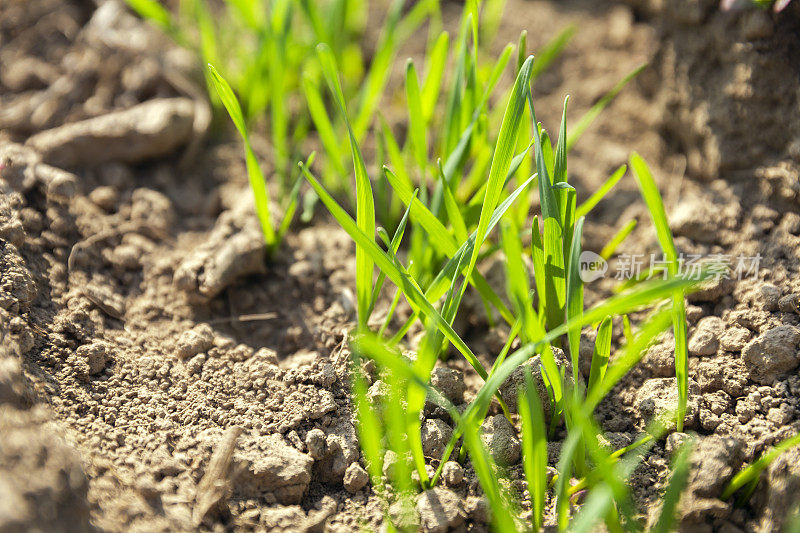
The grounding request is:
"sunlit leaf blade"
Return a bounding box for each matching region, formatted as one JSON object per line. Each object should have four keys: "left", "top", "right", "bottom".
{"left": 652, "top": 439, "right": 694, "bottom": 533}
{"left": 421, "top": 31, "right": 450, "bottom": 122}
{"left": 405, "top": 59, "right": 428, "bottom": 172}
{"left": 567, "top": 63, "right": 647, "bottom": 151}
{"left": 722, "top": 431, "right": 800, "bottom": 501}
{"left": 465, "top": 55, "right": 535, "bottom": 294}
{"left": 302, "top": 73, "right": 347, "bottom": 176}
{"left": 530, "top": 24, "right": 576, "bottom": 81}
{"left": 317, "top": 43, "right": 376, "bottom": 330}
{"left": 566, "top": 216, "right": 585, "bottom": 390}
{"left": 587, "top": 316, "right": 612, "bottom": 395}
{"left": 208, "top": 64, "right": 275, "bottom": 247}
{"left": 519, "top": 368, "right": 548, "bottom": 531}
{"left": 350, "top": 355, "right": 384, "bottom": 489}
{"left": 553, "top": 96, "right": 569, "bottom": 184}
{"left": 601, "top": 219, "right": 637, "bottom": 260}
{"left": 125, "top": 0, "right": 173, "bottom": 33}
{"left": 630, "top": 152, "right": 688, "bottom": 430}
{"left": 300, "top": 163, "right": 488, "bottom": 379}
{"left": 575, "top": 164, "right": 627, "bottom": 219}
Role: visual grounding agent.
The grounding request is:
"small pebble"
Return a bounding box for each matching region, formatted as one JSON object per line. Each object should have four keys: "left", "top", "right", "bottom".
{"left": 89, "top": 186, "right": 118, "bottom": 211}
{"left": 421, "top": 418, "right": 453, "bottom": 460}
{"left": 175, "top": 324, "right": 214, "bottom": 360}
{"left": 442, "top": 461, "right": 464, "bottom": 487}
{"left": 343, "top": 462, "right": 369, "bottom": 493}
{"left": 305, "top": 428, "right": 327, "bottom": 460}
{"left": 430, "top": 367, "right": 466, "bottom": 404}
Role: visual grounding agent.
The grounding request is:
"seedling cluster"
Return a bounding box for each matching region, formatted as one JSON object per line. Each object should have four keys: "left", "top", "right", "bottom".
{"left": 126, "top": 0, "right": 800, "bottom": 529}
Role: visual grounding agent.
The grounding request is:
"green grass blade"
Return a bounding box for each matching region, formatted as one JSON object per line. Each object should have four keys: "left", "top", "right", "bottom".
{"left": 630, "top": 152, "right": 688, "bottom": 431}
{"left": 554, "top": 428, "right": 582, "bottom": 528}
{"left": 302, "top": 73, "right": 347, "bottom": 176}
{"left": 383, "top": 166, "right": 518, "bottom": 326}
{"left": 438, "top": 162, "right": 468, "bottom": 244}
{"left": 587, "top": 316, "right": 613, "bottom": 395}
{"left": 378, "top": 117, "right": 413, "bottom": 194}
{"left": 519, "top": 368, "right": 548, "bottom": 531}
{"left": 207, "top": 64, "right": 275, "bottom": 247}
{"left": 585, "top": 308, "right": 673, "bottom": 412}
{"left": 566, "top": 64, "right": 646, "bottom": 151}
{"left": 432, "top": 277, "right": 698, "bottom": 472}
{"left": 553, "top": 96, "right": 569, "bottom": 183}
{"left": 405, "top": 59, "right": 428, "bottom": 172}
{"left": 317, "top": 43, "right": 376, "bottom": 330}
{"left": 300, "top": 163, "right": 488, "bottom": 379}
{"left": 575, "top": 164, "right": 627, "bottom": 219}
{"left": 557, "top": 183, "right": 577, "bottom": 275}
{"left": 350, "top": 353, "right": 385, "bottom": 490}
{"left": 571, "top": 484, "right": 616, "bottom": 533}
{"left": 531, "top": 99, "right": 558, "bottom": 221}
{"left": 462, "top": 427, "right": 519, "bottom": 532}
{"left": 622, "top": 314, "right": 634, "bottom": 345}
{"left": 465, "top": 55, "right": 535, "bottom": 308}
{"left": 368, "top": 190, "right": 416, "bottom": 319}
{"left": 722, "top": 431, "right": 800, "bottom": 501}
{"left": 516, "top": 30, "right": 528, "bottom": 73}
{"left": 530, "top": 24, "right": 576, "bottom": 81}
{"left": 352, "top": 0, "right": 434, "bottom": 140}
{"left": 472, "top": 277, "right": 695, "bottom": 422}
{"left": 421, "top": 31, "right": 450, "bottom": 122}
{"left": 652, "top": 439, "right": 694, "bottom": 533}
{"left": 442, "top": 43, "right": 515, "bottom": 185}
{"left": 277, "top": 153, "right": 315, "bottom": 244}
{"left": 600, "top": 219, "right": 637, "bottom": 260}
{"left": 531, "top": 216, "right": 546, "bottom": 316}
{"left": 125, "top": 0, "right": 173, "bottom": 34}
{"left": 542, "top": 216, "right": 566, "bottom": 333}
{"left": 566, "top": 216, "right": 585, "bottom": 389}
{"left": 501, "top": 219, "right": 535, "bottom": 339}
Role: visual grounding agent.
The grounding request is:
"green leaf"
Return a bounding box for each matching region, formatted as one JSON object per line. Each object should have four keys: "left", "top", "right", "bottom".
{"left": 125, "top": 0, "right": 173, "bottom": 33}
{"left": 438, "top": 162, "right": 468, "bottom": 244}
{"left": 630, "top": 152, "right": 688, "bottom": 431}
{"left": 501, "top": 219, "right": 535, "bottom": 339}
{"left": 207, "top": 64, "right": 275, "bottom": 247}
{"left": 421, "top": 31, "right": 450, "bottom": 122}
{"left": 383, "top": 165, "right": 517, "bottom": 326}
{"left": 575, "top": 164, "right": 627, "bottom": 219}
{"left": 350, "top": 354, "right": 384, "bottom": 489}
{"left": 300, "top": 163, "right": 488, "bottom": 379}
{"left": 553, "top": 95, "right": 569, "bottom": 184}
{"left": 464, "top": 55, "right": 536, "bottom": 319}
{"left": 600, "top": 219, "right": 637, "bottom": 260}
{"left": 652, "top": 439, "right": 694, "bottom": 533}
{"left": 405, "top": 59, "right": 428, "bottom": 172}
{"left": 368, "top": 190, "right": 416, "bottom": 319}
{"left": 462, "top": 427, "right": 519, "bottom": 532}
{"left": 587, "top": 316, "right": 613, "bottom": 395}
{"left": 722, "top": 431, "right": 800, "bottom": 501}
{"left": 433, "top": 277, "right": 699, "bottom": 472}
{"left": 317, "top": 43, "right": 376, "bottom": 330}
{"left": 302, "top": 73, "right": 347, "bottom": 177}
{"left": 572, "top": 485, "right": 616, "bottom": 533}
{"left": 542, "top": 215, "right": 566, "bottom": 333}
{"left": 530, "top": 24, "right": 576, "bottom": 81}
{"left": 567, "top": 64, "right": 646, "bottom": 151}
{"left": 566, "top": 216, "right": 585, "bottom": 390}
{"left": 519, "top": 368, "right": 548, "bottom": 531}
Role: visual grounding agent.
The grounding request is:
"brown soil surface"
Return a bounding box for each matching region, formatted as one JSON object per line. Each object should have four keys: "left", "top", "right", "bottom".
{"left": 2, "top": 0, "right": 800, "bottom": 531}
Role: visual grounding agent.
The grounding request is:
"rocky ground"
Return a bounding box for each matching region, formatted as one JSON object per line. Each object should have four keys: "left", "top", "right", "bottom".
{"left": 1, "top": 0, "right": 800, "bottom": 531}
